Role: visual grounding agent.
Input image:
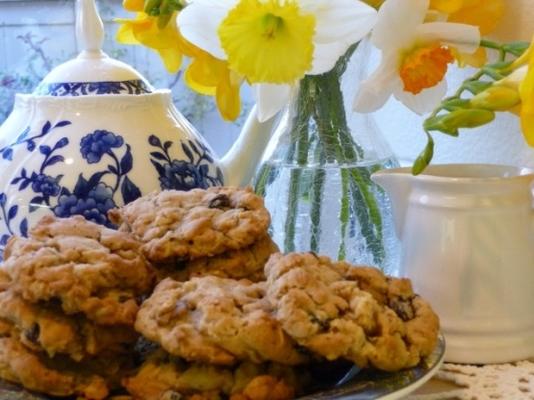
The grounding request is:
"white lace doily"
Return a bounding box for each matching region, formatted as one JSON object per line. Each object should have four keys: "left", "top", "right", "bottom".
{"left": 409, "top": 360, "right": 534, "bottom": 400}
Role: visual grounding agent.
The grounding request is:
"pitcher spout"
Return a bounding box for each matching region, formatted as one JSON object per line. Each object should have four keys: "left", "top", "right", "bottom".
{"left": 371, "top": 169, "right": 413, "bottom": 239}
{"left": 219, "top": 105, "right": 277, "bottom": 187}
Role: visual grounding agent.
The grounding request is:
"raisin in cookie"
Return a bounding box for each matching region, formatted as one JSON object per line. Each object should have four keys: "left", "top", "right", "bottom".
{"left": 265, "top": 253, "right": 439, "bottom": 372}
{"left": 3, "top": 216, "right": 155, "bottom": 325}
{"left": 135, "top": 277, "right": 307, "bottom": 366}
{"left": 156, "top": 235, "right": 278, "bottom": 282}
{"left": 108, "top": 187, "right": 271, "bottom": 262}
{"left": 0, "top": 336, "right": 112, "bottom": 399}
{"left": 0, "top": 290, "right": 137, "bottom": 361}
{"left": 122, "top": 349, "right": 303, "bottom": 400}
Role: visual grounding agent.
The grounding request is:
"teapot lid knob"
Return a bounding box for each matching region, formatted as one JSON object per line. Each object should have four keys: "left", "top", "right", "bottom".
{"left": 32, "top": 0, "right": 156, "bottom": 95}
{"left": 76, "top": 0, "right": 104, "bottom": 55}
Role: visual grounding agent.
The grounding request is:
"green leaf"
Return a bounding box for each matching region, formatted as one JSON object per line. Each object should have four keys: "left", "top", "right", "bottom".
{"left": 503, "top": 41, "right": 530, "bottom": 57}
{"left": 412, "top": 137, "right": 434, "bottom": 175}
{"left": 463, "top": 81, "right": 493, "bottom": 95}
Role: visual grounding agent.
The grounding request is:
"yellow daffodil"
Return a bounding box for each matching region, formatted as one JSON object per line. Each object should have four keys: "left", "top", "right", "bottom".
{"left": 219, "top": 0, "right": 315, "bottom": 84}
{"left": 178, "top": 0, "right": 377, "bottom": 121}
{"left": 444, "top": 0, "right": 504, "bottom": 36}
{"left": 466, "top": 36, "right": 534, "bottom": 147}
{"left": 485, "top": 65, "right": 534, "bottom": 145}
{"left": 181, "top": 39, "right": 243, "bottom": 121}
{"left": 123, "top": 0, "right": 144, "bottom": 12}
{"left": 429, "top": 0, "right": 504, "bottom": 67}
{"left": 429, "top": 0, "right": 463, "bottom": 14}
{"left": 519, "top": 53, "right": 534, "bottom": 146}
{"left": 116, "top": 11, "right": 185, "bottom": 73}
{"left": 354, "top": 0, "right": 480, "bottom": 115}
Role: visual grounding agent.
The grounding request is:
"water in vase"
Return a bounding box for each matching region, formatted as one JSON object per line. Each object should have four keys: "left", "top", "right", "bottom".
{"left": 255, "top": 156, "right": 400, "bottom": 274}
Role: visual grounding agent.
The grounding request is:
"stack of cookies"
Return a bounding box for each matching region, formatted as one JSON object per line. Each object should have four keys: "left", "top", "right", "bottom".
{"left": 0, "top": 216, "right": 155, "bottom": 399}
{"left": 109, "top": 187, "right": 279, "bottom": 282}
{"left": 0, "top": 187, "right": 441, "bottom": 400}
{"left": 110, "top": 187, "right": 308, "bottom": 399}
{"left": 121, "top": 254, "right": 439, "bottom": 399}
{"left": 124, "top": 277, "right": 310, "bottom": 399}
{"left": 111, "top": 187, "right": 439, "bottom": 400}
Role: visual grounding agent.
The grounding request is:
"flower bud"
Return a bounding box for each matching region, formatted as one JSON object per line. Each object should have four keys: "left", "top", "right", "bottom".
{"left": 441, "top": 109, "right": 495, "bottom": 129}
{"left": 497, "top": 65, "right": 527, "bottom": 89}
{"left": 470, "top": 86, "right": 520, "bottom": 111}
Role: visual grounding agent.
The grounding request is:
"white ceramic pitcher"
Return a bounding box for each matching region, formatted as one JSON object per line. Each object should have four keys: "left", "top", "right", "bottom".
{"left": 372, "top": 164, "right": 534, "bottom": 363}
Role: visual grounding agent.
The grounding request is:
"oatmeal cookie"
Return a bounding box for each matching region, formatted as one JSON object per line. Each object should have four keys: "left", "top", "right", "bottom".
{"left": 108, "top": 187, "right": 271, "bottom": 262}
{"left": 0, "top": 319, "right": 11, "bottom": 338}
{"left": 135, "top": 277, "right": 307, "bottom": 366}
{"left": 3, "top": 216, "right": 155, "bottom": 325}
{"left": 122, "top": 349, "right": 303, "bottom": 400}
{"left": 265, "top": 253, "right": 439, "bottom": 371}
{"left": 0, "top": 268, "right": 10, "bottom": 291}
{"left": 0, "top": 289, "right": 137, "bottom": 361}
{"left": 156, "top": 235, "right": 278, "bottom": 282}
{"left": 344, "top": 267, "right": 440, "bottom": 359}
{"left": 0, "top": 336, "right": 111, "bottom": 399}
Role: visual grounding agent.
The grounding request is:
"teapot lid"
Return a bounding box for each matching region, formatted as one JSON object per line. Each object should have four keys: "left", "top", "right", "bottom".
{"left": 33, "top": 0, "right": 153, "bottom": 97}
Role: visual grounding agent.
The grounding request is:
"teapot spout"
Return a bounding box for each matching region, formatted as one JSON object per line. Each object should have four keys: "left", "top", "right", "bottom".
{"left": 219, "top": 105, "right": 277, "bottom": 187}
{"left": 371, "top": 168, "right": 414, "bottom": 239}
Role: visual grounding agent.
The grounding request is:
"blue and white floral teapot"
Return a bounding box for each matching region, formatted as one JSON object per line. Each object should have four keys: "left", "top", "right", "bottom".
{"left": 0, "top": 0, "right": 275, "bottom": 257}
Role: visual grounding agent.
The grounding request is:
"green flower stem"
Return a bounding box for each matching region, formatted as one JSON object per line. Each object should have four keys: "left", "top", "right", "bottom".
{"left": 285, "top": 169, "right": 302, "bottom": 252}
{"left": 284, "top": 79, "right": 312, "bottom": 252}
{"left": 338, "top": 168, "right": 350, "bottom": 259}
{"left": 254, "top": 164, "right": 271, "bottom": 198}
{"left": 309, "top": 142, "right": 326, "bottom": 252}
{"left": 316, "top": 60, "right": 385, "bottom": 263}
{"left": 305, "top": 56, "right": 385, "bottom": 264}
{"left": 257, "top": 42, "right": 388, "bottom": 265}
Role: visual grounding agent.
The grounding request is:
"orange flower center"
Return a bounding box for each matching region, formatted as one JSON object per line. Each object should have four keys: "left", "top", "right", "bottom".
{"left": 399, "top": 44, "right": 454, "bottom": 95}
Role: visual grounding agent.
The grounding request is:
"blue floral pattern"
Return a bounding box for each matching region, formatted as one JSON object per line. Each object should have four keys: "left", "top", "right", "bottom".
{"left": 149, "top": 135, "right": 224, "bottom": 191}
{"left": 0, "top": 121, "right": 143, "bottom": 258}
{"left": 0, "top": 193, "right": 27, "bottom": 260}
{"left": 80, "top": 130, "right": 125, "bottom": 164}
{"left": 33, "top": 80, "right": 151, "bottom": 96}
{"left": 0, "top": 121, "right": 70, "bottom": 161}
{"left": 0, "top": 122, "right": 225, "bottom": 259}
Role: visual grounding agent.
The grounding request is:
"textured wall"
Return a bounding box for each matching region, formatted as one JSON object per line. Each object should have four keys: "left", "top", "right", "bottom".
{"left": 373, "top": 1, "right": 534, "bottom": 168}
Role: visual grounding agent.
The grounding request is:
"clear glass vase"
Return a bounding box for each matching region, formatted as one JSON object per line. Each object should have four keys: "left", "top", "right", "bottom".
{"left": 253, "top": 41, "right": 400, "bottom": 272}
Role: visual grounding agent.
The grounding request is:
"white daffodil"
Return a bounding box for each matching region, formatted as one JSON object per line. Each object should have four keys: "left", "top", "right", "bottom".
{"left": 178, "top": 0, "right": 378, "bottom": 122}
{"left": 353, "top": 0, "right": 480, "bottom": 115}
